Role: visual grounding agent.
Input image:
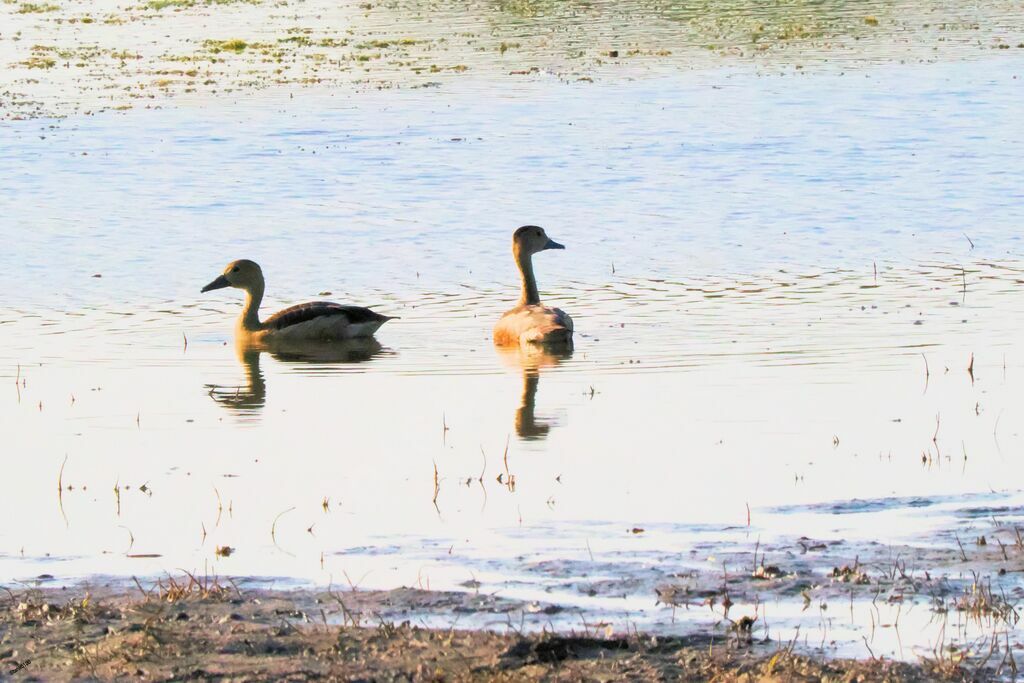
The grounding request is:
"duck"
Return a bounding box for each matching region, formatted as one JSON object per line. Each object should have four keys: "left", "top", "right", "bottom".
{"left": 493, "top": 225, "right": 573, "bottom": 348}
{"left": 201, "top": 259, "right": 395, "bottom": 342}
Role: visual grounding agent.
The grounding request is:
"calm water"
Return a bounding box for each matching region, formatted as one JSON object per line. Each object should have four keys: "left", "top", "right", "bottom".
{"left": 2, "top": 55, "right": 1024, "bottom": 658}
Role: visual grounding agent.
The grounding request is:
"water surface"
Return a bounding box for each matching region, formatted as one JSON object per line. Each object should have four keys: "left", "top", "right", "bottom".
{"left": 1, "top": 54, "right": 1024, "bottom": 660}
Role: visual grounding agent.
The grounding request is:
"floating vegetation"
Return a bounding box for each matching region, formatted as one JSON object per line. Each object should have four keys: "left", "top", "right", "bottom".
{"left": 20, "top": 56, "right": 56, "bottom": 69}
{"left": 831, "top": 564, "right": 871, "bottom": 584}
{"left": 752, "top": 564, "right": 784, "bottom": 580}
{"left": 950, "top": 574, "right": 1019, "bottom": 625}
{"left": 205, "top": 38, "right": 250, "bottom": 53}
{"left": 144, "top": 0, "right": 260, "bottom": 8}
{"left": 496, "top": 0, "right": 544, "bottom": 18}
{"left": 30, "top": 43, "right": 102, "bottom": 60}
{"left": 3, "top": 0, "right": 1022, "bottom": 119}
{"left": 278, "top": 35, "right": 313, "bottom": 46}
{"left": 146, "top": 0, "right": 194, "bottom": 8}
{"left": 353, "top": 38, "right": 421, "bottom": 49}
{"left": 17, "top": 2, "right": 60, "bottom": 13}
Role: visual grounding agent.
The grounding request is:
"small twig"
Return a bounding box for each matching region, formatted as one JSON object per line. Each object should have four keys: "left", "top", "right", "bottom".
{"left": 58, "top": 454, "right": 67, "bottom": 492}
{"left": 502, "top": 435, "right": 511, "bottom": 479}
{"left": 994, "top": 410, "right": 1004, "bottom": 453}
{"left": 432, "top": 460, "right": 441, "bottom": 514}
{"left": 862, "top": 635, "right": 877, "bottom": 661}
{"left": 213, "top": 487, "right": 223, "bottom": 527}
{"left": 132, "top": 576, "right": 151, "bottom": 600}
{"left": 955, "top": 532, "right": 968, "bottom": 562}
{"left": 922, "top": 353, "right": 930, "bottom": 394}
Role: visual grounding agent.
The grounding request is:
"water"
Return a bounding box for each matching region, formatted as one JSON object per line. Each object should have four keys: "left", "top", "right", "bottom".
{"left": 2, "top": 39, "right": 1024, "bottom": 660}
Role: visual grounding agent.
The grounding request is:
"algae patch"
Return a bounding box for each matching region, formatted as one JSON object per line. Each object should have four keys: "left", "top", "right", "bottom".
{"left": 17, "top": 2, "right": 60, "bottom": 12}
{"left": 205, "top": 38, "right": 250, "bottom": 53}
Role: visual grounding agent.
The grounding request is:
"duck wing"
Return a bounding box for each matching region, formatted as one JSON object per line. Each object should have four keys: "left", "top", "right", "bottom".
{"left": 264, "top": 302, "right": 392, "bottom": 331}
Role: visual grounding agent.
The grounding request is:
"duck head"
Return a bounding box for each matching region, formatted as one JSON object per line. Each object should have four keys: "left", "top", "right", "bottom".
{"left": 513, "top": 225, "right": 564, "bottom": 257}
{"left": 202, "top": 259, "right": 264, "bottom": 293}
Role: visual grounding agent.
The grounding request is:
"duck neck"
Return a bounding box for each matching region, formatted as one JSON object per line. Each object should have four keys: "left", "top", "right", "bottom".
{"left": 515, "top": 246, "right": 540, "bottom": 306}
{"left": 239, "top": 282, "right": 265, "bottom": 332}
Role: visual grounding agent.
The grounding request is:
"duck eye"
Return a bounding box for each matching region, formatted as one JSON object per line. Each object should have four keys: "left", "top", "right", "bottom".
{"left": 232, "top": 267, "right": 240, "bottom": 273}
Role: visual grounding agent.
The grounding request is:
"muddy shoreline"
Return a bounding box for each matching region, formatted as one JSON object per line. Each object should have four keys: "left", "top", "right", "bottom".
{"left": 6, "top": 489, "right": 1024, "bottom": 678}
{"left": 6, "top": 504, "right": 1024, "bottom": 682}
{"left": 0, "top": 578, "right": 971, "bottom": 681}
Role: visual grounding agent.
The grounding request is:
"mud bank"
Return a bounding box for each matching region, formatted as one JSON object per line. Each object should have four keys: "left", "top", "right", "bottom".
{"left": 0, "top": 578, "right": 970, "bottom": 681}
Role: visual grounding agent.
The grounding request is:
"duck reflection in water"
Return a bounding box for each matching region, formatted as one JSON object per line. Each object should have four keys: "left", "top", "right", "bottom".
{"left": 498, "top": 345, "right": 573, "bottom": 441}
{"left": 207, "top": 337, "right": 385, "bottom": 415}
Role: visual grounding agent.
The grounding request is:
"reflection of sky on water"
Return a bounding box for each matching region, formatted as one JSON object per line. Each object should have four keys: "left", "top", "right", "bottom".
{"left": 2, "top": 57, "right": 1022, "bottom": 308}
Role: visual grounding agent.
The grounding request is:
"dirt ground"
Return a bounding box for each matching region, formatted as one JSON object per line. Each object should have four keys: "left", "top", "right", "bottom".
{"left": 0, "top": 577, "right": 973, "bottom": 682}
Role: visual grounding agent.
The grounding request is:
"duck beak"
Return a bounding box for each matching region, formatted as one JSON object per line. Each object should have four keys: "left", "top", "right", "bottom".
{"left": 544, "top": 238, "right": 565, "bottom": 250}
{"left": 201, "top": 274, "right": 230, "bottom": 293}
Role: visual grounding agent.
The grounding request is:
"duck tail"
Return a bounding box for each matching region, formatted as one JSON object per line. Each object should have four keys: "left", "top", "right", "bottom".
{"left": 524, "top": 325, "right": 573, "bottom": 347}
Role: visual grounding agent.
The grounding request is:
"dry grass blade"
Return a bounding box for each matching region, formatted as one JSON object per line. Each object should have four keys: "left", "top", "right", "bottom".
{"left": 432, "top": 460, "right": 441, "bottom": 514}
{"left": 118, "top": 525, "right": 135, "bottom": 555}
{"left": 143, "top": 571, "right": 233, "bottom": 603}
{"left": 57, "top": 454, "right": 69, "bottom": 528}
{"left": 271, "top": 506, "right": 296, "bottom": 555}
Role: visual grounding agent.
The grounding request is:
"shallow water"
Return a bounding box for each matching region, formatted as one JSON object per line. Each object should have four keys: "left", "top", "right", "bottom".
{"left": 2, "top": 53, "right": 1024, "bottom": 660}
{"left": 3, "top": 0, "right": 1023, "bottom": 119}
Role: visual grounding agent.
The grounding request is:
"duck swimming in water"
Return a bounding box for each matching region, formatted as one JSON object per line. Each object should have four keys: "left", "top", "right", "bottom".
{"left": 201, "top": 259, "right": 396, "bottom": 342}
{"left": 493, "top": 226, "right": 573, "bottom": 348}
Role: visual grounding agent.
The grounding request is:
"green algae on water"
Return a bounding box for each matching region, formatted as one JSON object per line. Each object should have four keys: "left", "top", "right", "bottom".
{"left": 17, "top": 2, "right": 60, "bottom": 12}
{"left": 205, "top": 38, "right": 250, "bottom": 53}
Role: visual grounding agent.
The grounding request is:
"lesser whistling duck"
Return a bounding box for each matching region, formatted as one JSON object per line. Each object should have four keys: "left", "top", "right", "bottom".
{"left": 493, "top": 226, "right": 573, "bottom": 348}
{"left": 201, "top": 259, "right": 395, "bottom": 342}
